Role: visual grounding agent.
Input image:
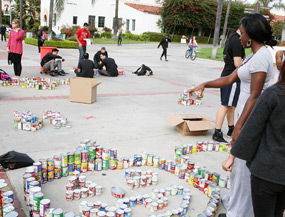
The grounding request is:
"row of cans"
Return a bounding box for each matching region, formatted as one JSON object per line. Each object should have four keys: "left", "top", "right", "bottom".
{"left": 1, "top": 76, "right": 70, "bottom": 90}
{"left": 0, "top": 180, "right": 18, "bottom": 217}
{"left": 125, "top": 170, "right": 159, "bottom": 189}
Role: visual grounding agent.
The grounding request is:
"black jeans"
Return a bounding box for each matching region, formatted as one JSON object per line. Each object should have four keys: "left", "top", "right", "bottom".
{"left": 38, "top": 39, "right": 44, "bottom": 53}
{"left": 161, "top": 47, "right": 167, "bottom": 59}
{"left": 10, "top": 53, "right": 22, "bottom": 76}
{"left": 251, "top": 174, "right": 285, "bottom": 217}
{"left": 1, "top": 33, "right": 6, "bottom": 41}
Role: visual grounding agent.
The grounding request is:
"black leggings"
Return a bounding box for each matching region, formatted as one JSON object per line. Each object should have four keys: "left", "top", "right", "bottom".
{"left": 10, "top": 53, "right": 22, "bottom": 76}
{"left": 251, "top": 174, "right": 285, "bottom": 217}
{"left": 161, "top": 47, "right": 167, "bottom": 59}
{"left": 38, "top": 39, "right": 44, "bottom": 53}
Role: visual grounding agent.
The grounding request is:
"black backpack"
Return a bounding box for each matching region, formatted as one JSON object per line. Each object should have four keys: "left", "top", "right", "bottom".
{"left": 133, "top": 64, "right": 153, "bottom": 76}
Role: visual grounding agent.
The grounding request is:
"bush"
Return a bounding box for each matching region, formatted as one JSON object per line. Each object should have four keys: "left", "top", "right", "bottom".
{"left": 94, "top": 33, "right": 101, "bottom": 38}
{"left": 88, "top": 26, "right": 97, "bottom": 37}
{"left": 60, "top": 25, "right": 80, "bottom": 37}
{"left": 66, "top": 35, "right": 77, "bottom": 41}
{"left": 43, "top": 26, "right": 49, "bottom": 32}
{"left": 121, "top": 32, "right": 150, "bottom": 41}
{"left": 103, "top": 27, "right": 112, "bottom": 33}
{"left": 25, "top": 38, "right": 38, "bottom": 46}
{"left": 196, "top": 36, "right": 213, "bottom": 44}
{"left": 143, "top": 32, "right": 165, "bottom": 42}
{"left": 100, "top": 32, "right": 112, "bottom": 39}
{"left": 25, "top": 38, "right": 77, "bottom": 48}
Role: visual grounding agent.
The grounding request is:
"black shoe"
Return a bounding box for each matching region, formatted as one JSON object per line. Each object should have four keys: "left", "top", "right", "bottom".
{"left": 165, "top": 59, "right": 168, "bottom": 61}
{"left": 49, "top": 71, "right": 56, "bottom": 76}
{"left": 218, "top": 214, "right": 227, "bottom": 217}
{"left": 58, "top": 70, "right": 66, "bottom": 76}
{"left": 227, "top": 126, "right": 234, "bottom": 137}
{"left": 213, "top": 131, "right": 228, "bottom": 143}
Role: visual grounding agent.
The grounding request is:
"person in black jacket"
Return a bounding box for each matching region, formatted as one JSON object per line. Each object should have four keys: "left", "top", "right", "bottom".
{"left": 41, "top": 48, "right": 65, "bottom": 76}
{"left": 0, "top": 24, "right": 7, "bottom": 42}
{"left": 158, "top": 34, "right": 171, "bottom": 61}
{"left": 93, "top": 47, "right": 108, "bottom": 68}
{"left": 37, "top": 26, "right": 44, "bottom": 53}
{"left": 98, "top": 53, "right": 118, "bottom": 77}
{"left": 74, "top": 53, "right": 95, "bottom": 78}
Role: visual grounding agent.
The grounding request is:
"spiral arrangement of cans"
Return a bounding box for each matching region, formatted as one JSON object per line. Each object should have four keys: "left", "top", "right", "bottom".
{"left": 125, "top": 170, "right": 158, "bottom": 189}
{"left": 66, "top": 173, "right": 103, "bottom": 201}
{"left": 13, "top": 111, "right": 44, "bottom": 132}
{"left": 43, "top": 110, "right": 71, "bottom": 129}
{"left": 22, "top": 139, "right": 225, "bottom": 217}
{"left": 0, "top": 76, "right": 70, "bottom": 90}
{"left": 0, "top": 179, "right": 18, "bottom": 217}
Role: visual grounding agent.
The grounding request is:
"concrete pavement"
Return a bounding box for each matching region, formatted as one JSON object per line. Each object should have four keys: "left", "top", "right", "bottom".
{"left": 0, "top": 40, "right": 274, "bottom": 216}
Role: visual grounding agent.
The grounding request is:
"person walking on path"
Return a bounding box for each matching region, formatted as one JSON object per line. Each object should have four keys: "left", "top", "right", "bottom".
{"left": 7, "top": 19, "right": 24, "bottom": 79}
{"left": 41, "top": 48, "right": 65, "bottom": 76}
{"left": 74, "top": 53, "right": 95, "bottom": 78}
{"left": 118, "top": 30, "right": 122, "bottom": 46}
{"left": 76, "top": 23, "right": 90, "bottom": 63}
{"left": 0, "top": 24, "right": 7, "bottom": 42}
{"left": 93, "top": 47, "right": 108, "bottom": 69}
{"left": 224, "top": 61, "right": 285, "bottom": 217}
{"left": 36, "top": 26, "right": 45, "bottom": 53}
{"left": 158, "top": 34, "right": 171, "bottom": 61}
{"left": 187, "top": 13, "right": 277, "bottom": 217}
{"left": 273, "top": 50, "right": 285, "bottom": 84}
{"left": 212, "top": 29, "right": 245, "bottom": 143}
{"left": 98, "top": 53, "right": 118, "bottom": 77}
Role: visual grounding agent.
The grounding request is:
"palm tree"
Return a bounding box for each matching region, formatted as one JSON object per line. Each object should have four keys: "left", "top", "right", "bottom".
{"left": 220, "top": 0, "right": 231, "bottom": 48}
{"left": 212, "top": 0, "right": 224, "bottom": 58}
{"left": 113, "top": 0, "right": 119, "bottom": 38}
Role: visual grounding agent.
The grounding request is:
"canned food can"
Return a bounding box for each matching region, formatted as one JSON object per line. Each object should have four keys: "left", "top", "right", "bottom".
{"left": 134, "top": 155, "right": 142, "bottom": 167}
{"left": 33, "top": 192, "right": 43, "bottom": 211}
{"left": 66, "top": 190, "right": 73, "bottom": 201}
{"left": 39, "top": 199, "right": 50, "bottom": 217}
{"left": 61, "top": 167, "right": 68, "bottom": 177}
{"left": 95, "top": 159, "right": 102, "bottom": 171}
{"left": 109, "top": 160, "right": 117, "bottom": 170}
{"left": 123, "top": 158, "right": 129, "bottom": 169}
{"left": 74, "top": 151, "right": 81, "bottom": 165}
{"left": 88, "top": 161, "right": 95, "bottom": 172}
{"left": 67, "top": 152, "right": 74, "bottom": 164}
{"left": 212, "top": 172, "right": 220, "bottom": 186}
{"left": 81, "top": 162, "right": 88, "bottom": 173}
{"left": 61, "top": 154, "right": 68, "bottom": 167}
{"left": 153, "top": 156, "right": 159, "bottom": 168}
{"left": 52, "top": 208, "right": 64, "bottom": 217}
{"left": 73, "top": 189, "right": 81, "bottom": 200}
{"left": 96, "top": 185, "right": 102, "bottom": 195}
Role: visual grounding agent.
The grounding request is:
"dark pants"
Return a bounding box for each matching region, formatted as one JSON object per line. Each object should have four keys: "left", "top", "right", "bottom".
{"left": 251, "top": 175, "right": 285, "bottom": 217}
{"left": 1, "top": 33, "right": 6, "bottom": 41}
{"left": 98, "top": 69, "right": 112, "bottom": 77}
{"left": 161, "top": 47, "right": 167, "bottom": 59}
{"left": 94, "top": 60, "right": 99, "bottom": 69}
{"left": 78, "top": 45, "right": 86, "bottom": 63}
{"left": 10, "top": 53, "right": 22, "bottom": 76}
{"left": 38, "top": 39, "right": 44, "bottom": 53}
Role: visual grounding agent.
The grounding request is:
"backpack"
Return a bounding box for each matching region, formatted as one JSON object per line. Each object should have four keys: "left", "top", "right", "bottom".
{"left": 133, "top": 64, "right": 153, "bottom": 76}
{"left": 41, "top": 31, "right": 47, "bottom": 40}
{"left": 0, "top": 69, "right": 12, "bottom": 81}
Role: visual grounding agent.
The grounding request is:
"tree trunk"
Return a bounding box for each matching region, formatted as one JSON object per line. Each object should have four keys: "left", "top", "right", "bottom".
{"left": 0, "top": 0, "right": 2, "bottom": 25}
{"left": 208, "top": 28, "right": 212, "bottom": 44}
{"left": 211, "top": 0, "right": 224, "bottom": 59}
{"left": 112, "top": 0, "right": 119, "bottom": 38}
{"left": 20, "top": 0, "right": 23, "bottom": 28}
{"left": 48, "top": 0, "right": 53, "bottom": 40}
{"left": 221, "top": 0, "right": 231, "bottom": 48}
{"left": 282, "top": 16, "right": 285, "bottom": 42}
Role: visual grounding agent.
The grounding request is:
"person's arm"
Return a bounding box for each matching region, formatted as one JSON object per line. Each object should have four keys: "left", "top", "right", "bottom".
{"left": 7, "top": 31, "right": 11, "bottom": 52}
{"left": 233, "top": 57, "right": 242, "bottom": 68}
{"left": 223, "top": 88, "right": 273, "bottom": 171}
{"left": 186, "top": 69, "right": 239, "bottom": 94}
{"left": 158, "top": 39, "right": 163, "bottom": 48}
{"left": 15, "top": 29, "right": 24, "bottom": 41}
{"left": 76, "top": 29, "right": 82, "bottom": 47}
{"left": 77, "top": 62, "right": 82, "bottom": 73}
{"left": 98, "top": 59, "right": 104, "bottom": 69}
{"left": 276, "top": 51, "right": 284, "bottom": 71}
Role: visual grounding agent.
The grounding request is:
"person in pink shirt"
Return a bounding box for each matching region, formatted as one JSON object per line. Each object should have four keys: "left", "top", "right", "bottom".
{"left": 7, "top": 19, "right": 24, "bottom": 79}
{"left": 76, "top": 23, "right": 90, "bottom": 63}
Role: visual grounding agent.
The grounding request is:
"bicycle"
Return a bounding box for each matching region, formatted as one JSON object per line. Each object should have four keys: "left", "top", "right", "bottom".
{"left": 185, "top": 46, "right": 197, "bottom": 60}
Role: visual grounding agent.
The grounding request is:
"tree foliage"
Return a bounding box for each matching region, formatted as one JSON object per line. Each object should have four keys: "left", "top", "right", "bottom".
{"left": 272, "top": 20, "right": 284, "bottom": 39}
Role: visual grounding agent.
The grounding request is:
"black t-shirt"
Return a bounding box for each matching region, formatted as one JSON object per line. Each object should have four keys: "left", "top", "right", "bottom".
{"left": 99, "top": 57, "right": 118, "bottom": 76}
{"left": 221, "top": 32, "right": 245, "bottom": 77}
{"left": 41, "top": 53, "right": 62, "bottom": 67}
{"left": 77, "top": 59, "right": 95, "bottom": 78}
{"left": 94, "top": 50, "right": 108, "bottom": 63}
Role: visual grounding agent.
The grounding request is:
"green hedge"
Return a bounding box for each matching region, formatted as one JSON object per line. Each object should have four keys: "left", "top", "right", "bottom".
{"left": 100, "top": 32, "right": 112, "bottom": 39}
{"left": 122, "top": 32, "right": 150, "bottom": 41}
{"left": 25, "top": 38, "right": 77, "bottom": 48}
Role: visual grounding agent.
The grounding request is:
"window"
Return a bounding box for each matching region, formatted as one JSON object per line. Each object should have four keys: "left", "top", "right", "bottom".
{"left": 53, "top": 13, "right": 56, "bottom": 26}
{"left": 89, "top": 16, "right": 95, "bottom": 26}
{"left": 98, "top": 16, "right": 105, "bottom": 28}
{"left": 126, "top": 19, "right": 130, "bottom": 31}
{"left": 73, "top": 16, "right": 77, "bottom": 25}
{"left": 132, "top": 19, "right": 135, "bottom": 31}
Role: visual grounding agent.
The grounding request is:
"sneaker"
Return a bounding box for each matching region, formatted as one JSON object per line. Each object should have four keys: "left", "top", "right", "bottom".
{"left": 49, "top": 71, "right": 56, "bottom": 76}
{"left": 218, "top": 214, "right": 227, "bottom": 217}
{"left": 58, "top": 70, "right": 66, "bottom": 76}
{"left": 227, "top": 127, "right": 234, "bottom": 137}
{"left": 212, "top": 131, "right": 228, "bottom": 143}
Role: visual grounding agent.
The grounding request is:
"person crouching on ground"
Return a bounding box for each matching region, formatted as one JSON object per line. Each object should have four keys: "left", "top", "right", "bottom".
{"left": 93, "top": 47, "right": 108, "bottom": 69}
{"left": 74, "top": 53, "right": 95, "bottom": 78}
{"left": 98, "top": 53, "right": 118, "bottom": 77}
{"left": 41, "top": 48, "right": 65, "bottom": 76}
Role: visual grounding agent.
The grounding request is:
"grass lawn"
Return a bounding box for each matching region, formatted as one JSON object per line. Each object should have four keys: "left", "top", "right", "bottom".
{"left": 197, "top": 47, "right": 251, "bottom": 61}
{"left": 92, "top": 38, "right": 155, "bottom": 44}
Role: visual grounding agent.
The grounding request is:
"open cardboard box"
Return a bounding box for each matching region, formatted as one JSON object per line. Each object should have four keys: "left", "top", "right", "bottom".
{"left": 70, "top": 77, "right": 101, "bottom": 104}
{"left": 166, "top": 114, "right": 213, "bottom": 136}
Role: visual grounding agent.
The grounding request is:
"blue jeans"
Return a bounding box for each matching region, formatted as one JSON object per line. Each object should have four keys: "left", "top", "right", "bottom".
{"left": 188, "top": 45, "right": 194, "bottom": 55}
{"left": 78, "top": 45, "right": 86, "bottom": 63}
{"left": 74, "top": 69, "right": 79, "bottom": 76}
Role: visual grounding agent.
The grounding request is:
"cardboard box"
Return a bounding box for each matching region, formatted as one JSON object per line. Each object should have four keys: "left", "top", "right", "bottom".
{"left": 70, "top": 77, "right": 101, "bottom": 104}
{"left": 166, "top": 114, "right": 213, "bottom": 136}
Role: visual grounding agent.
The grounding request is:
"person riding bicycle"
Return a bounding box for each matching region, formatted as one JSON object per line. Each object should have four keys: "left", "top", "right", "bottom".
{"left": 188, "top": 36, "right": 198, "bottom": 56}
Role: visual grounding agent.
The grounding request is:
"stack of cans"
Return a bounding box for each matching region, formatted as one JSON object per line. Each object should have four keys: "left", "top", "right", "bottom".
{"left": 0, "top": 76, "right": 70, "bottom": 90}
{"left": 178, "top": 89, "right": 203, "bottom": 106}
{"left": 13, "top": 111, "right": 44, "bottom": 132}
{"left": 0, "top": 180, "right": 18, "bottom": 217}
{"left": 125, "top": 169, "right": 158, "bottom": 189}
{"left": 42, "top": 110, "right": 71, "bottom": 129}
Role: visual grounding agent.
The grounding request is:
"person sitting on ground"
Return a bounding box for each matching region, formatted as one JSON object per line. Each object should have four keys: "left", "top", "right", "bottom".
{"left": 74, "top": 53, "right": 95, "bottom": 78}
{"left": 93, "top": 47, "right": 108, "bottom": 69}
{"left": 40, "top": 48, "right": 65, "bottom": 76}
{"left": 98, "top": 53, "right": 118, "bottom": 77}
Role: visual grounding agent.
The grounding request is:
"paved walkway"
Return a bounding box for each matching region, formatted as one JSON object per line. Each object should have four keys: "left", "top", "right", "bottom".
{"left": 0, "top": 40, "right": 276, "bottom": 216}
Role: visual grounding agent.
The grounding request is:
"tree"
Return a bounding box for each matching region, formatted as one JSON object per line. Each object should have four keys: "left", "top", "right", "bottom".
{"left": 220, "top": 0, "right": 231, "bottom": 48}
{"left": 273, "top": 0, "right": 285, "bottom": 42}
{"left": 273, "top": 20, "right": 284, "bottom": 39}
{"left": 211, "top": 0, "right": 224, "bottom": 58}
{"left": 0, "top": 0, "right": 2, "bottom": 25}
{"left": 113, "top": 0, "right": 119, "bottom": 38}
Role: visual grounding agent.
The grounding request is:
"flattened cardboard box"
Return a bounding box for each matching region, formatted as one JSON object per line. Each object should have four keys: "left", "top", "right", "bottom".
{"left": 70, "top": 77, "right": 101, "bottom": 104}
{"left": 166, "top": 114, "right": 213, "bottom": 136}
